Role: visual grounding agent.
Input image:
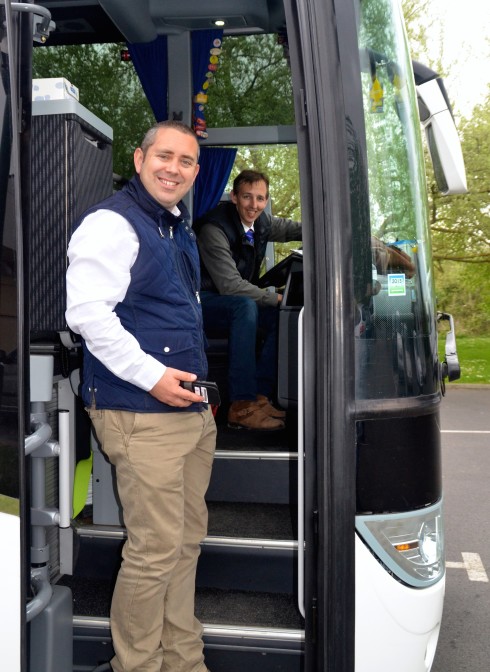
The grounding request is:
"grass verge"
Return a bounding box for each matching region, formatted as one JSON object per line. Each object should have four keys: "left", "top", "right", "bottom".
{"left": 0, "top": 494, "right": 20, "bottom": 516}
{"left": 439, "top": 335, "right": 490, "bottom": 385}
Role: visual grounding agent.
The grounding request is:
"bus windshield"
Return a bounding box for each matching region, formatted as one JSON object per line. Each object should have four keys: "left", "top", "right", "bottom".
{"left": 354, "top": 0, "right": 437, "bottom": 400}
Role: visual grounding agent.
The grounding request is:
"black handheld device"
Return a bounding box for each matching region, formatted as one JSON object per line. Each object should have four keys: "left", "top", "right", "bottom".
{"left": 180, "top": 380, "right": 221, "bottom": 406}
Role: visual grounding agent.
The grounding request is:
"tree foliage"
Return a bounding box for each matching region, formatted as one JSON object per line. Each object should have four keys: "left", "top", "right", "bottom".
{"left": 206, "top": 34, "right": 294, "bottom": 127}
{"left": 206, "top": 35, "right": 300, "bottom": 219}
{"left": 430, "top": 92, "right": 490, "bottom": 266}
{"left": 206, "top": 34, "right": 300, "bottom": 261}
{"left": 402, "top": 0, "right": 490, "bottom": 334}
{"left": 208, "top": 35, "right": 299, "bottom": 220}
{"left": 32, "top": 43, "right": 153, "bottom": 179}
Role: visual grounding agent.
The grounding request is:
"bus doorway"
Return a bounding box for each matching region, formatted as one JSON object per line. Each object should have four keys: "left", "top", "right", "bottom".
{"left": 1, "top": 1, "right": 466, "bottom": 671}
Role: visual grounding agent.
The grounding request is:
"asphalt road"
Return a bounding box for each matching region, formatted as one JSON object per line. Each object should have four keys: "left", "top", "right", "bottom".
{"left": 432, "top": 386, "right": 490, "bottom": 672}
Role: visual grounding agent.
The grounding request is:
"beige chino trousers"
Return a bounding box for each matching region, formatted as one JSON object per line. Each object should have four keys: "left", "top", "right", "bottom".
{"left": 88, "top": 406, "right": 216, "bottom": 672}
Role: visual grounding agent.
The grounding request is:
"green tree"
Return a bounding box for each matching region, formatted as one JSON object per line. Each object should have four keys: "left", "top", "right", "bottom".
{"left": 431, "top": 90, "right": 490, "bottom": 333}
{"left": 434, "top": 91, "right": 490, "bottom": 264}
{"left": 32, "top": 44, "right": 153, "bottom": 179}
{"left": 206, "top": 34, "right": 294, "bottom": 127}
{"left": 401, "top": 0, "right": 432, "bottom": 60}
{"left": 206, "top": 33, "right": 300, "bottom": 262}
{"left": 402, "top": 0, "right": 490, "bottom": 334}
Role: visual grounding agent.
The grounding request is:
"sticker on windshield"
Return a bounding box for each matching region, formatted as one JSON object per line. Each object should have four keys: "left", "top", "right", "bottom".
{"left": 387, "top": 273, "right": 406, "bottom": 296}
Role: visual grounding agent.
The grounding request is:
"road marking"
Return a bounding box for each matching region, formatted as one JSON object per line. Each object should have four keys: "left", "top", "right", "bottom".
{"left": 441, "top": 430, "right": 490, "bottom": 434}
{"left": 446, "top": 552, "right": 489, "bottom": 582}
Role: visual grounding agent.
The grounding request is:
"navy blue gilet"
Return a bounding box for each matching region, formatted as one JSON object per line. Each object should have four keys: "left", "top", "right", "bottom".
{"left": 75, "top": 175, "right": 208, "bottom": 413}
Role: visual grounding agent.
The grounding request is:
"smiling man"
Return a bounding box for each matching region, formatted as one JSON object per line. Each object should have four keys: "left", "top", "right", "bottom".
{"left": 134, "top": 122, "right": 200, "bottom": 210}
{"left": 194, "top": 169, "right": 302, "bottom": 431}
{"left": 66, "top": 121, "right": 216, "bottom": 672}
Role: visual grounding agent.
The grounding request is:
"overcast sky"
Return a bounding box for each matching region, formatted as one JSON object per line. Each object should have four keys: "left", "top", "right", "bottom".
{"left": 425, "top": 0, "right": 490, "bottom": 116}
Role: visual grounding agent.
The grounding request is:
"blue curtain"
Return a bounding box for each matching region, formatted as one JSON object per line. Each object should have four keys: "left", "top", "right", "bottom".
{"left": 194, "top": 146, "right": 237, "bottom": 220}
{"left": 128, "top": 36, "right": 168, "bottom": 121}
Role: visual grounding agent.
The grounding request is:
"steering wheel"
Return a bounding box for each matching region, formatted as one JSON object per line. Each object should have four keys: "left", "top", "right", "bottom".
{"left": 256, "top": 250, "right": 303, "bottom": 289}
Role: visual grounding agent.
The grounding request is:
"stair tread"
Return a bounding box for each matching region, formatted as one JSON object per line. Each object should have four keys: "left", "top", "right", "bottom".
{"left": 196, "top": 587, "right": 303, "bottom": 629}
{"left": 216, "top": 422, "right": 296, "bottom": 453}
{"left": 207, "top": 502, "right": 296, "bottom": 540}
{"left": 76, "top": 502, "right": 297, "bottom": 542}
{"left": 61, "top": 576, "right": 303, "bottom": 629}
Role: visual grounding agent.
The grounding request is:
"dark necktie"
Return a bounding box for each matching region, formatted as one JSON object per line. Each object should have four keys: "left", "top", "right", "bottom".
{"left": 245, "top": 228, "right": 254, "bottom": 244}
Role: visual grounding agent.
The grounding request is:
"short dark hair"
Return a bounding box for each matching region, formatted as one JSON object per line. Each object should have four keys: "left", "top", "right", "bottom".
{"left": 233, "top": 170, "right": 270, "bottom": 198}
{"left": 140, "top": 120, "right": 200, "bottom": 158}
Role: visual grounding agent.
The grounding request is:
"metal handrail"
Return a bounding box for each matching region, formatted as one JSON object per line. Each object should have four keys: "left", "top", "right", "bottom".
{"left": 297, "top": 307, "right": 305, "bottom": 617}
{"left": 26, "top": 568, "right": 52, "bottom": 623}
{"left": 25, "top": 410, "right": 72, "bottom": 622}
{"left": 24, "top": 421, "right": 52, "bottom": 456}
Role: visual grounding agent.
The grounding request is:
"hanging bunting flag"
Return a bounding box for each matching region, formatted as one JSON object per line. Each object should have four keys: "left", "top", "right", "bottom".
{"left": 193, "top": 34, "right": 223, "bottom": 138}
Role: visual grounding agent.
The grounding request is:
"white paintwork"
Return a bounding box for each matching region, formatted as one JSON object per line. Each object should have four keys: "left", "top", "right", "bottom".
{"left": 0, "top": 512, "right": 21, "bottom": 672}
{"left": 356, "top": 534, "right": 445, "bottom": 672}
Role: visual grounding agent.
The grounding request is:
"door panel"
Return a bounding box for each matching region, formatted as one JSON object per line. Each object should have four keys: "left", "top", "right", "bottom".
{"left": 0, "top": 3, "right": 29, "bottom": 670}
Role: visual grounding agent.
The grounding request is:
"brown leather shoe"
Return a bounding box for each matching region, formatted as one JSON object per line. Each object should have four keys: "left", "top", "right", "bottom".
{"left": 256, "top": 395, "right": 286, "bottom": 419}
{"left": 228, "top": 400, "right": 285, "bottom": 431}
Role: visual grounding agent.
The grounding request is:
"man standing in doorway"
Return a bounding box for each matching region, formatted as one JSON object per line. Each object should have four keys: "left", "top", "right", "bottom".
{"left": 66, "top": 121, "right": 216, "bottom": 672}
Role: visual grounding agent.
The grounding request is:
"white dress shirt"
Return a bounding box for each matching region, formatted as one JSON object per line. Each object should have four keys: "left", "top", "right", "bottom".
{"left": 65, "top": 208, "right": 167, "bottom": 392}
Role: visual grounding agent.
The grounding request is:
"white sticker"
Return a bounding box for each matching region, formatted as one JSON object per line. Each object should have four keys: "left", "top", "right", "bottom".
{"left": 387, "top": 273, "right": 406, "bottom": 296}
{"left": 195, "top": 385, "right": 208, "bottom": 403}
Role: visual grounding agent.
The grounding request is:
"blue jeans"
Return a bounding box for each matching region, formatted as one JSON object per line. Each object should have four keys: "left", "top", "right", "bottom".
{"left": 200, "top": 292, "right": 279, "bottom": 401}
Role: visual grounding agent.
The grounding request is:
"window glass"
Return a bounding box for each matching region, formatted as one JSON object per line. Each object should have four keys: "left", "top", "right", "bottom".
{"left": 206, "top": 34, "right": 294, "bottom": 128}
{"left": 354, "top": 0, "right": 438, "bottom": 400}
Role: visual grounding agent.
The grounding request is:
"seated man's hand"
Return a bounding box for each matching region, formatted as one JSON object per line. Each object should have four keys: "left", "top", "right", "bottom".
{"left": 371, "top": 236, "right": 416, "bottom": 278}
{"left": 386, "top": 245, "right": 416, "bottom": 278}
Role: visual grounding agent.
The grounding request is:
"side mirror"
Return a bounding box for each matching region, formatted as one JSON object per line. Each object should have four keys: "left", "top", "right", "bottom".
{"left": 417, "top": 79, "right": 467, "bottom": 195}
{"left": 437, "top": 312, "right": 461, "bottom": 384}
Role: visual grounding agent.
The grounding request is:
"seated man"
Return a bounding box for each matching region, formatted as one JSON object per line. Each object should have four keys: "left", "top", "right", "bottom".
{"left": 195, "top": 169, "right": 416, "bottom": 432}
{"left": 195, "top": 169, "right": 301, "bottom": 431}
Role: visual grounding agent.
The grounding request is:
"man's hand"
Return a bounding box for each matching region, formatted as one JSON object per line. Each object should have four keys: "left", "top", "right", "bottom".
{"left": 386, "top": 245, "right": 416, "bottom": 278}
{"left": 149, "top": 368, "right": 205, "bottom": 407}
{"left": 371, "top": 237, "right": 416, "bottom": 278}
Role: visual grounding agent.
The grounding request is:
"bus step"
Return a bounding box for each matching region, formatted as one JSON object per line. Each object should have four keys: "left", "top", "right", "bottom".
{"left": 75, "top": 502, "right": 298, "bottom": 590}
{"left": 72, "top": 614, "right": 304, "bottom": 672}
{"left": 199, "top": 538, "right": 296, "bottom": 593}
{"left": 90, "top": 445, "right": 298, "bottom": 525}
{"left": 216, "top": 421, "right": 297, "bottom": 453}
{"left": 207, "top": 450, "right": 298, "bottom": 504}
{"left": 207, "top": 501, "right": 297, "bottom": 540}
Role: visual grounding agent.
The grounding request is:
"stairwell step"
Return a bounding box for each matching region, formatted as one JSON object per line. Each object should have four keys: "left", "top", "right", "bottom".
{"left": 207, "top": 453, "right": 297, "bottom": 504}
{"left": 62, "top": 575, "right": 304, "bottom": 630}
{"left": 207, "top": 501, "right": 296, "bottom": 540}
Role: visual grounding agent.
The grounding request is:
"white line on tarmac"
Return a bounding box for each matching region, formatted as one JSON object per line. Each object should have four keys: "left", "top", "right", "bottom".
{"left": 441, "top": 430, "right": 490, "bottom": 434}
{"left": 446, "top": 552, "right": 489, "bottom": 582}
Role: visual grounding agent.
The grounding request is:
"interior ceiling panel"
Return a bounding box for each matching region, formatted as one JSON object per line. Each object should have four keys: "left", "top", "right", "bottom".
{"left": 39, "top": 2, "right": 124, "bottom": 45}
{"left": 39, "top": 0, "right": 285, "bottom": 46}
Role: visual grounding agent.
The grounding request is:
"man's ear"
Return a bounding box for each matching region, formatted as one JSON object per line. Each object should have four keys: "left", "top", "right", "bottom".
{"left": 230, "top": 189, "right": 238, "bottom": 204}
{"left": 134, "top": 147, "right": 143, "bottom": 174}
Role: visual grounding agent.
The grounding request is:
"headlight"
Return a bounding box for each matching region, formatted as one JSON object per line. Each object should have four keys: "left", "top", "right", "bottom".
{"left": 356, "top": 500, "right": 445, "bottom": 587}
